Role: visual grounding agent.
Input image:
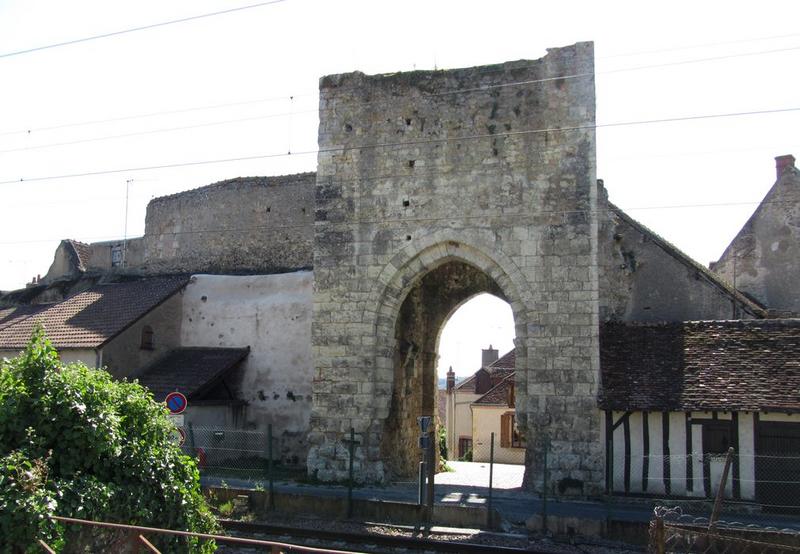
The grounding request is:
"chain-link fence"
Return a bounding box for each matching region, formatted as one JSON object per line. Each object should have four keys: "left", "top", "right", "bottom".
{"left": 608, "top": 449, "right": 800, "bottom": 516}
{"left": 181, "top": 424, "right": 305, "bottom": 483}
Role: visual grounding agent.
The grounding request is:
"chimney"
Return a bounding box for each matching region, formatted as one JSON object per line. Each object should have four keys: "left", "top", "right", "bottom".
{"left": 775, "top": 154, "right": 795, "bottom": 180}
{"left": 482, "top": 344, "right": 499, "bottom": 368}
{"left": 446, "top": 366, "right": 455, "bottom": 393}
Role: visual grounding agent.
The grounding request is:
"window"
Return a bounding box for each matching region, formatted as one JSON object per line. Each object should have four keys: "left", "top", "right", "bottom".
{"left": 501, "top": 412, "right": 524, "bottom": 448}
{"left": 111, "top": 245, "right": 123, "bottom": 267}
{"left": 140, "top": 325, "right": 154, "bottom": 350}
{"left": 458, "top": 437, "right": 472, "bottom": 460}
{"left": 703, "top": 421, "right": 733, "bottom": 455}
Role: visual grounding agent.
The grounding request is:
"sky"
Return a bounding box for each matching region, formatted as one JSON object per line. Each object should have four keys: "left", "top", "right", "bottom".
{"left": 1, "top": 0, "right": 799, "bottom": 377}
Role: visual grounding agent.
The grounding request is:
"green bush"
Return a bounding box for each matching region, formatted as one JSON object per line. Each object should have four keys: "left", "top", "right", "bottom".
{"left": 0, "top": 328, "right": 217, "bottom": 552}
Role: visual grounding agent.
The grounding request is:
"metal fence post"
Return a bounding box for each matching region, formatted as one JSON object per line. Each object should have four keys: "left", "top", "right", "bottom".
{"left": 267, "top": 424, "right": 274, "bottom": 511}
{"left": 709, "top": 447, "right": 734, "bottom": 534}
{"left": 347, "top": 427, "right": 355, "bottom": 519}
{"left": 187, "top": 422, "right": 196, "bottom": 453}
{"left": 487, "top": 432, "right": 495, "bottom": 530}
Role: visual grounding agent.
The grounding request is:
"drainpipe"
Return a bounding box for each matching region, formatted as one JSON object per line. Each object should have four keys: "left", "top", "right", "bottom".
{"left": 95, "top": 348, "right": 103, "bottom": 369}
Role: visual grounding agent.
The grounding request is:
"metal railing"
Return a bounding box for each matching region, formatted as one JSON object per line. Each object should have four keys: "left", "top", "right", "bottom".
{"left": 39, "top": 515, "right": 355, "bottom": 553}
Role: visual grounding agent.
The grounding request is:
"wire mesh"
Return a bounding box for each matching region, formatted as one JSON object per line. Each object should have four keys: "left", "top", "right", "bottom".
{"left": 610, "top": 451, "right": 800, "bottom": 519}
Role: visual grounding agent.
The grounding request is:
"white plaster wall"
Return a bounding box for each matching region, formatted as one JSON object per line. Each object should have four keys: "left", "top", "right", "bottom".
{"left": 58, "top": 349, "right": 97, "bottom": 367}
{"left": 668, "top": 412, "right": 688, "bottom": 496}
{"left": 180, "top": 272, "right": 313, "bottom": 465}
{"left": 446, "top": 390, "right": 481, "bottom": 456}
{"left": 738, "top": 412, "right": 756, "bottom": 499}
{"left": 647, "top": 413, "right": 664, "bottom": 494}
{"left": 610, "top": 410, "right": 759, "bottom": 500}
{"left": 471, "top": 405, "right": 525, "bottom": 464}
{"left": 0, "top": 349, "right": 23, "bottom": 361}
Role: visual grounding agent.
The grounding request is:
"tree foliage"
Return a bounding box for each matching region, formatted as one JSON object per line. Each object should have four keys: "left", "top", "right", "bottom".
{"left": 0, "top": 328, "right": 216, "bottom": 552}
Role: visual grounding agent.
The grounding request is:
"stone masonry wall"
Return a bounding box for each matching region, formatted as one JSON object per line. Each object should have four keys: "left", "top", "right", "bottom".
{"left": 598, "top": 185, "right": 763, "bottom": 322}
{"left": 140, "top": 174, "right": 315, "bottom": 275}
{"left": 308, "top": 42, "right": 604, "bottom": 492}
{"left": 711, "top": 161, "right": 800, "bottom": 315}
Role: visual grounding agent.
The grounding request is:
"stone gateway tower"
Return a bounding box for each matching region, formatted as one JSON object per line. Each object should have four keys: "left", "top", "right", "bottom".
{"left": 308, "top": 42, "right": 603, "bottom": 492}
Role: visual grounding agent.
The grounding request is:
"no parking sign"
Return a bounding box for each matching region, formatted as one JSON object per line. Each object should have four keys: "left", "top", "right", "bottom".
{"left": 165, "top": 391, "right": 187, "bottom": 414}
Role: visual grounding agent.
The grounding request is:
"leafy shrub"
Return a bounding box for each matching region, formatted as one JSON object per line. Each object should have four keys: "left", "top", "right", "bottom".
{"left": 0, "top": 328, "right": 217, "bottom": 552}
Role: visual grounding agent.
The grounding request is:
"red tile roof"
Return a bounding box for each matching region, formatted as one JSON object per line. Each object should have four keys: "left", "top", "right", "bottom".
{"left": 473, "top": 373, "right": 515, "bottom": 405}
{"left": 0, "top": 277, "right": 188, "bottom": 349}
{"left": 599, "top": 319, "right": 800, "bottom": 413}
{"left": 455, "top": 349, "right": 515, "bottom": 392}
{"left": 0, "top": 305, "right": 47, "bottom": 332}
{"left": 67, "top": 239, "right": 91, "bottom": 272}
{"left": 137, "top": 347, "right": 250, "bottom": 401}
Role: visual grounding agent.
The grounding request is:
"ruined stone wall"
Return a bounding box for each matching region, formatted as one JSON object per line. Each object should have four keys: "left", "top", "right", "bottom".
{"left": 309, "top": 42, "right": 603, "bottom": 491}
{"left": 598, "top": 186, "right": 762, "bottom": 322}
{"left": 140, "top": 174, "right": 315, "bottom": 275}
{"left": 711, "top": 162, "right": 800, "bottom": 315}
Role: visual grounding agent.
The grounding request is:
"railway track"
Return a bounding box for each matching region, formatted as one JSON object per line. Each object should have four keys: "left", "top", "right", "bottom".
{"left": 219, "top": 519, "right": 541, "bottom": 553}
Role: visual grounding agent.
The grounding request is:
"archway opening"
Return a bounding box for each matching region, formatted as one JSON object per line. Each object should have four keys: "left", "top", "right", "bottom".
{"left": 437, "top": 293, "right": 515, "bottom": 464}
{"left": 380, "top": 259, "right": 516, "bottom": 478}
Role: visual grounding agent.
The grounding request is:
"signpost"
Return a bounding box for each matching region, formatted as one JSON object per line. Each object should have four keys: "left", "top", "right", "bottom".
{"left": 417, "top": 415, "right": 435, "bottom": 523}
{"left": 171, "top": 426, "right": 186, "bottom": 447}
{"left": 165, "top": 391, "right": 188, "bottom": 448}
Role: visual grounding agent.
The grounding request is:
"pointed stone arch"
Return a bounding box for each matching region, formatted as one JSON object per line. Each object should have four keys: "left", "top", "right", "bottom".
{"left": 360, "top": 234, "right": 531, "bottom": 477}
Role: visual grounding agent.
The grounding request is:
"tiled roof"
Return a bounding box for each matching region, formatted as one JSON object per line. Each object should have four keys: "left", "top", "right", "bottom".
{"left": 474, "top": 373, "right": 515, "bottom": 405}
{"left": 67, "top": 240, "right": 91, "bottom": 272}
{"left": 136, "top": 347, "right": 250, "bottom": 401}
{"left": 0, "top": 305, "right": 47, "bottom": 332}
{"left": 488, "top": 349, "right": 515, "bottom": 370}
{"left": 599, "top": 320, "right": 800, "bottom": 413}
{"left": 455, "top": 349, "right": 515, "bottom": 391}
{"left": 0, "top": 277, "right": 188, "bottom": 349}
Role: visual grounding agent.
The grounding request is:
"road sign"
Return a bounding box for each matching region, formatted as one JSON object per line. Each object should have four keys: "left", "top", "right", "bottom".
{"left": 417, "top": 416, "right": 432, "bottom": 433}
{"left": 171, "top": 427, "right": 186, "bottom": 447}
{"left": 418, "top": 435, "right": 430, "bottom": 450}
{"left": 167, "top": 414, "right": 184, "bottom": 427}
{"left": 165, "top": 391, "right": 188, "bottom": 414}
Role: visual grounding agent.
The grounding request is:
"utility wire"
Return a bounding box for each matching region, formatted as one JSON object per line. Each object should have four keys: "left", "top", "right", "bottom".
{"left": 0, "top": 93, "right": 315, "bottom": 138}
{"left": 2, "top": 105, "right": 798, "bottom": 185}
{"left": 599, "top": 31, "right": 800, "bottom": 59}
{"left": 0, "top": 109, "right": 318, "bottom": 154}
{"left": 0, "top": 197, "right": 790, "bottom": 246}
{"left": 0, "top": 0, "right": 289, "bottom": 60}
{"left": 2, "top": 40, "right": 798, "bottom": 140}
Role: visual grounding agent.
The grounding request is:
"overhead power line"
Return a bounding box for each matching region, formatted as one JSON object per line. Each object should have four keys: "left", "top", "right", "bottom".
{"left": 0, "top": 0, "right": 288, "bottom": 60}
{"left": 1, "top": 105, "right": 798, "bottom": 186}
{"left": 0, "top": 109, "right": 318, "bottom": 154}
{"left": 2, "top": 40, "right": 799, "bottom": 140}
{"left": 0, "top": 197, "right": 790, "bottom": 246}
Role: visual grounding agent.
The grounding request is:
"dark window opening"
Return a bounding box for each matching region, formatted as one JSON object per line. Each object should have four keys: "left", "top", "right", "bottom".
{"left": 458, "top": 437, "right": 472, "bottom": 459}
{"left": 140, "top": 325, "right": 155, "bottom": 350}
{"left": 703, "top": 421, "right": 733, "bottom": 455}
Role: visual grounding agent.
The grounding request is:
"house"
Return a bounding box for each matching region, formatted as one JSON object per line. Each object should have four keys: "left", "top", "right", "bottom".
{"left": 0, "top": 276, "right": 187, "bottom": 373}
{"left": 600, "top": 319, "right": 800, "bottom": 507}
{"left": 710, "top": 154, "right": 800, "bottom": 316}
{"left": 445, "top": 347, "right": 521, "bottom": 463}
{"left": 0, "top": 271, "right": 313, "bottom": 465}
